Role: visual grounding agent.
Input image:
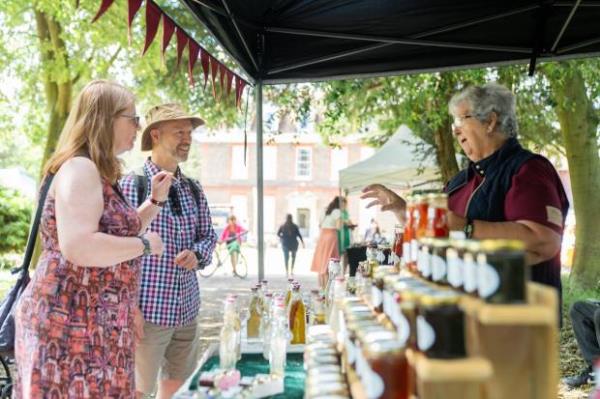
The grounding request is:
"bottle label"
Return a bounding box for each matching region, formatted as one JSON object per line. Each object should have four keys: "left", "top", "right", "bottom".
{"left": 463, "top": 258, "right": 477, "bottom": 293}
{"left": 383, "top": 290, "right": 392, "bottom": 316}
{"left": 371, "top": 286, "right": 383, "bottom": 308}
{"left": 417, "top": 316, "right": 436, "bottom": 351}
{"left": 402, "top": 242, "right": 410, "bottom": 264}
{"left": 420, "top": 249, "right": 431, "bottom": 277}
{"left": 345, "top": 337, "right": 356, "bottom": 365}
{"left": 364, "top": 363, "right": 385, "bottom": 399}
{"left": 478, "top": 261, "right": 500, "bottom": 299}
{"left": 410, "top": 240, "right": 418, "bottom": 262}
{"left": 395, "top": 312, "right": 410, "bottom": 346}
{"left": 431, "top": 254, "right": 446, "bottom": 281}
{"left": 447, "top": 257, "right": 463, "bottom": 288}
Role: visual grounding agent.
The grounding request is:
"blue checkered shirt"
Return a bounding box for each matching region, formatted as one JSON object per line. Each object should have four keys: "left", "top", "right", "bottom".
{"left": 119, "top": 158, "right": 216, "bottom": 327}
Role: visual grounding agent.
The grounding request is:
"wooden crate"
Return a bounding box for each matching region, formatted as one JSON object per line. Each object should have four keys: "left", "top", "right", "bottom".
{"left": 344, "top": 281, "right": 558, "bottom": 399}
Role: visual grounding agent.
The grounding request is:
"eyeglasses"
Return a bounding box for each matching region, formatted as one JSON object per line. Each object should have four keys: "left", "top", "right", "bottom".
{"left": 451, "top": 114, "right": 473, "bottom": 129}
{"left": 120, "top": 114, "right": 141, "bottom": 128}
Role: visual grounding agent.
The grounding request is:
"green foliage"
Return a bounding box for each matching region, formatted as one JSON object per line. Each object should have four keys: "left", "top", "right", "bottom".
{"left": 0, "top": 186, "right": 33, "bottom": 254}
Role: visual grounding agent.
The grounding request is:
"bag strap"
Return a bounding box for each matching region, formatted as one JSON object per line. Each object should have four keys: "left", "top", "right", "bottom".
{"left": 14, "top": 174, "right": 55, "bottom": 276}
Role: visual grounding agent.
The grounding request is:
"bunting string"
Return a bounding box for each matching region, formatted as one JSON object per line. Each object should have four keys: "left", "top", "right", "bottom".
{"left": 91, "top": 0, "right": 250, "bottom": 108}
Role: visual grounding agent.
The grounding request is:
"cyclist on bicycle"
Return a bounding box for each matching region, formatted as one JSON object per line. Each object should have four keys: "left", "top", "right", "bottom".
{"left": 219, "top": 215, "right": 247, "bottom": 275}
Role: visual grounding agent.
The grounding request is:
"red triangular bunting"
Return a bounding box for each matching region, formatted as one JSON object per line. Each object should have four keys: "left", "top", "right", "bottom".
{"left": 226, "top": 70, "right": 234, "bottom": 96}
{"left": 235, "top": 77, "right": 247, "bottom": 108}
{"left": 142, "top": 0, "right": 161, "bottom": 56}
{"left": 200, "top": 50, "right": 210, "bottom": 89}
{"left": 175, "top": 27, "right": 188, "bottom": 69}
{"left": 128, "top": 0, "right": 143, "bottom": 44}
{"left": 162, "top": 15, "right": 175, "bottom": 61}
{"left": 91, "top": 0, "right": 115, "bottom": 23}
{"left": 219, "top": 63, "right": 227, "bottom": 92}
{"left": 210, "top": 56, "right": 219, "bottom": 98}
{"left": 188, "top": 40, "right": 200, "bottom": 86}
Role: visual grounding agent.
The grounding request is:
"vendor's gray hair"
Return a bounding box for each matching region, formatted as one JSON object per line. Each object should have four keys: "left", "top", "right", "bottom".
{"left": 448, "top": 83, "right": 519, "bottom": 138}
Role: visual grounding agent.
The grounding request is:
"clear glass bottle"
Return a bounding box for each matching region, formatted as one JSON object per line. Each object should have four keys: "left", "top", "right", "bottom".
{"left": 328, "top": 276, "right": 347, "bottom": 344}
{"left": 269, "top": 300, "right": 289, "bottom": 377}
{"left": 261, "top": 293, "right": 273, "bottom": 360}
{"left": 285, "top": 278, "right": 295, "bottom": 307}
{"left": 288, "top": 283, "right": 306, "bottom": 344}
{"left": 326, "top": 258, "right": 342, "bottom": 308}
{"left": 247, "top": 287, "right": 262, "bottom": 338}
{"left": 219, "top": 296, "right": 239, "bottom": 369}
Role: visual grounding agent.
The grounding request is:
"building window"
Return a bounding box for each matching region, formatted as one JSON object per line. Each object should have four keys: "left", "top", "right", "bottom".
{"left": 231, "top": 146, "right": 248, "bottom": 179}
{"left": 330, "top": 147, "right": 348, "bottom": 181}
{"left": 264, "top": 146, "right": 277, "bottom": 180}
{"left": 295, "top": 147, "right": 312, "bottom": 180}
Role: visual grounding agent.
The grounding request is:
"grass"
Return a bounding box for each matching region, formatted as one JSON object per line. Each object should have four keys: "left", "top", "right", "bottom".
{"left": 559, "top": 274, "right": 600, "bottom": 398}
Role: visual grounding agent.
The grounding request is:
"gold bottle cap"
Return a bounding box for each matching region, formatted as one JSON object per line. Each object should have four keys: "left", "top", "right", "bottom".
{"left": 479, "top": 239, "right": 525, "bottom": 252}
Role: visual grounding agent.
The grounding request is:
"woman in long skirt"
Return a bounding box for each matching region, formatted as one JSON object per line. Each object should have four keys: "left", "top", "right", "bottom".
{"left": 311, "top": 197, "right": 342, "bottom": 288}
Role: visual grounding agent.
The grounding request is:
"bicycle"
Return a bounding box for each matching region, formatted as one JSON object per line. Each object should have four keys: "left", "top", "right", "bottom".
{"left": 199, "top": 234, "right": 248, "bottom": 279}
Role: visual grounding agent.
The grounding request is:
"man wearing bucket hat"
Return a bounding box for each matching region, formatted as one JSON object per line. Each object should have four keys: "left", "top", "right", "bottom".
{"left": 120, "top": 103, "right": 217, "bottom": 399}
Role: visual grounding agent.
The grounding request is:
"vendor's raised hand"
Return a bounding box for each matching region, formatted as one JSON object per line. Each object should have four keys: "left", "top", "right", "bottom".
{"left": 361, "top": 184, "right": 406, "bottom": 218}
{"left": 150, "top": 171, "right": 174, "bottom": 203}
{"left": 175, "top": 249, "right": 198, "bottom": 270}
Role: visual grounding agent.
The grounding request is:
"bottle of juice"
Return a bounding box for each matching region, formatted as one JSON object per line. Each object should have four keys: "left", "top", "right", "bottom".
{"left": 288, "top": 283, "right": 306, "bottom": 344}
{"left": 247, "top": 287, "right": 262, "bottom": 338}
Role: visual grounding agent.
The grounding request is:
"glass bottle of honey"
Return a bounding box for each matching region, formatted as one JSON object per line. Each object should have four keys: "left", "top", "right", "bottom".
{"left": 247, "top": 287, "right": 262, "bottom": 338}
{"left": 288, "top": 283, "right": 306, "bottom": 344}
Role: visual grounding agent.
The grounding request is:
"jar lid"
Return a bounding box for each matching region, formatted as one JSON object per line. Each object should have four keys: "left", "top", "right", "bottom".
{"left": 464, "top": 239, "right": 482, "bottom": 252}
{"left": 448, "top": 239, "right": 467, "bottom": 250}
{"left": 431, "top": 238, "right": 451, "bottom": 248}
{"left": 364, "top": 338, "right": 405, "bottom": 356}
{"left": 360, "top": 329, "right": 397, "bottom": 343}
{"left": 418, "top": 290, "right": 461, "bottom": 306}
{"left": 479, "top": 239, "right": 525, "bottom": 252}
{"left": 419, "top": 237, "right": 434, "bottom": 246}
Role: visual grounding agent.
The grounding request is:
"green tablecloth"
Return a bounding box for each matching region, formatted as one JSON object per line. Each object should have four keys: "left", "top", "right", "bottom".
{"left": 188, "top": 353, "right": 305, "bottom": 399}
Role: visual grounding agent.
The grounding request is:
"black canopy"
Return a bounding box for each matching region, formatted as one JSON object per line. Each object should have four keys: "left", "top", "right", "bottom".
{"left": 180, "top": 0, "right": 600, "bottom": 84}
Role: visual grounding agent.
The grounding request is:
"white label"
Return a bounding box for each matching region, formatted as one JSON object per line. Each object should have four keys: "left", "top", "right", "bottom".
{"left": 410, "top": 240, "right": 418, "bottom": 262}
{"left": 395, "top": 312, "right": 410, "bottom": 346}
{"left": 447, "top": 256, "right": 463, "bottom": 288}
{"left": 477, "top": 259, "right": 500, "bottom": 299}
{"left": 546, "top": 205, "right": 563, "bottom": 227}
{"left": 371, "top": 286, "right": 383, "bottom": 308}
{"left": 364, "top": 363, "right": 385, "bottom": 399}
{"left": 420, "top": 249, "right": 431, "bottom": 277}
{"left": 431, "top": 254, "right": 446, "bottom": 282}
{"left": 402, "top": 242, "right": 410, "bottom": 264}
{"left": 463, "top": 256, "right": 477, "bottom": 293}
{"left": 345, "top": 337, "right": 356, "bottom": 365}
{"left": 356, "top": 347, "right": 366, "bottom": 381}
{"left": 417, "top": 315, "right": 436, "bottom": 351}
{"left": 383, "top": 290, "right": 392, "bottom": 316}
{"left": 376, "top": 251, "right": 386, "bottom": 263}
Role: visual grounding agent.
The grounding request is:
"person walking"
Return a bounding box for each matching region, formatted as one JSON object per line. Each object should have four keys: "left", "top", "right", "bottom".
{"left": 218, "top": 215, "right": 247, "bottom": 276}
{"left": 310, "top": 197, "right": 342, "bottom": 288}
{"left": 277, "top": 214, "right": 305, "bottom": 277}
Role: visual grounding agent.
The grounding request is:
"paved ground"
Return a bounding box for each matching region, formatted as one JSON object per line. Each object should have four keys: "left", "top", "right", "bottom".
{"left": 196, "top": 247, "right": 319, "bottom": 355}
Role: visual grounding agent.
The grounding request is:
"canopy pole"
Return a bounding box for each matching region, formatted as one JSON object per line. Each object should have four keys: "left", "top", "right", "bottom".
{"left": 256, "top": 81, "right": 264, "bottom": 282}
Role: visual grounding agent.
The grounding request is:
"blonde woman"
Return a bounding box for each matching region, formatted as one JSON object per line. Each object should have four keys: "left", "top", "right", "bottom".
{"left": 13, "top": 80, "right": 172, "bottom": 398}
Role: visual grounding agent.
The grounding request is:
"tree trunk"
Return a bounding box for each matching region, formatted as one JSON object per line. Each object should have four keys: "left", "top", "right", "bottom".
{"left": 546, "top": 63, "right": 600, "bottom": 289}
{"left": 32, "top": 9, "right": 72, "bottom": 267}
{"left": 433, "top": 119, "right": 460, "bottom": 183}
{"left": 433, "top": 73, "right": 460, "bottom": 182}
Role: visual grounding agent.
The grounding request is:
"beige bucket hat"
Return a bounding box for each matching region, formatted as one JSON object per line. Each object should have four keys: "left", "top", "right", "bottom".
{"left": 141, "top": 103, "right": 204, "bottom": 151}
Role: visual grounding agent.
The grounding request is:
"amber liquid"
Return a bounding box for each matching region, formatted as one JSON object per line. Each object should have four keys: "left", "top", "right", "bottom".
{"left": 247, "top": 297, "right": 261, "bottom": 338}
{"left": 289, "top": 299, "right": 307, "bottom": 344}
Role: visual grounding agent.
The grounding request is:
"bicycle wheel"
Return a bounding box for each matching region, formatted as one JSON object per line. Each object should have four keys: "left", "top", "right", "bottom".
{"left": 199, "top": 250, "right": 220, "bottom": 277}
{"left": 234, "top": 252, "right": 248, "bottom": 279}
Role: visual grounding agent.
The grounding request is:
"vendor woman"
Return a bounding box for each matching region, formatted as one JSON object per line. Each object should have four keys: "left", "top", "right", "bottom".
{"left": 362, "top": 83, "right": 569, "bottom": 305}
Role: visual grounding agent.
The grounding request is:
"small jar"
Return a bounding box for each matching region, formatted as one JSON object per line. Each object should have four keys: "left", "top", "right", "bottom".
{"left": 430, "top": 239, "right": 450, "bottom": 285}
{"left": 446, "top": 239, "right": 466, "bottom": 290}
{"left": 462, "top": 240, "right": 481, "bottom": 295}
{"left": 477, "top": 239, "right": 528, "bottom": 303}
{"left": 417, "top": 291, "right": 466, "bottom": 359}
{"left": 363, "top": 339, "right": 410, "bottom": 399}
{"left": 426, "top": 193, "right": 449, "bottom": 238}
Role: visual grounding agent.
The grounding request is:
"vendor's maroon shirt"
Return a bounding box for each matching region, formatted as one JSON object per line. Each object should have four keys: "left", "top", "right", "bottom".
{"left": 448, "top": 157, "right": 568, "bottom": 276}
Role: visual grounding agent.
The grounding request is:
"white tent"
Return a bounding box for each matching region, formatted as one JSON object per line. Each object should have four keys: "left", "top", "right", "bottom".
{"left": 339, "top": 125, "right": 441, "bottom": 194}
